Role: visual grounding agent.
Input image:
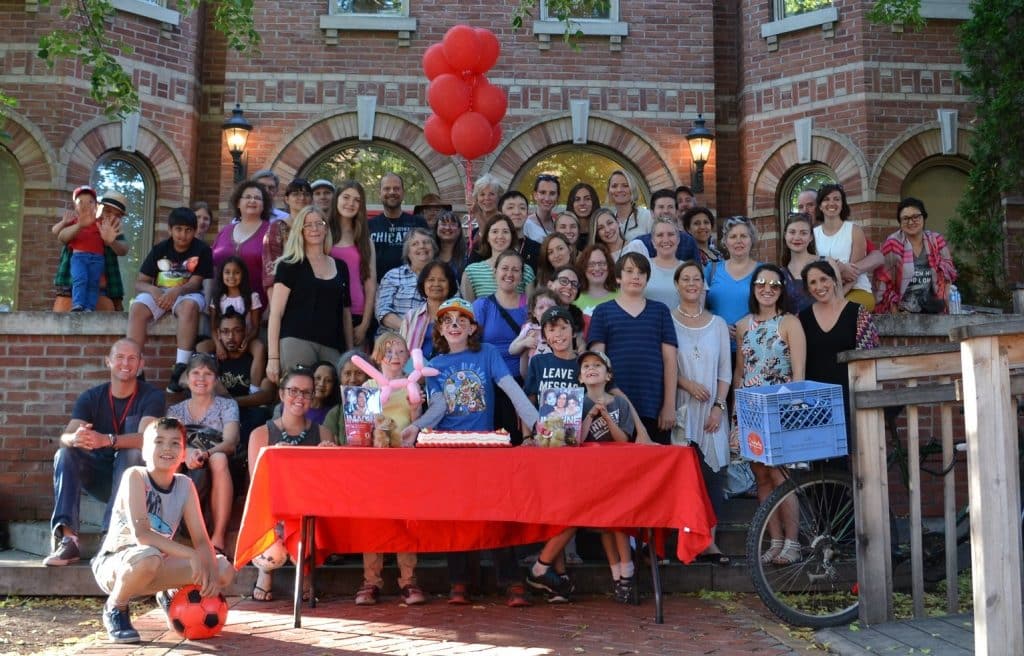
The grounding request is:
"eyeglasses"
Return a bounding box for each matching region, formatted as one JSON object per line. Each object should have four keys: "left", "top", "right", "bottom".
{"left": 303, "top": 220, "right": 328, "bottom": 231}
{"left": 283, "top": 387, "right": 314, "bottom": 400}
{"left": 556, "top": 277, "right": 580, "bottom": 289}
{"left": 900, "top": 213, "right": 924, "bottom": 223}
{"left": 754, "top": 279, "right": 783, "bottom": 289}
{"left": 240, "top": 194, "right": 264, "bottom": 202}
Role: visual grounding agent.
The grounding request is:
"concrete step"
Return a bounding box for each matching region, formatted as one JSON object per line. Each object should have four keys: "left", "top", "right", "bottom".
{"left": 0, "top": 549, "right": 753, "bottom": 598}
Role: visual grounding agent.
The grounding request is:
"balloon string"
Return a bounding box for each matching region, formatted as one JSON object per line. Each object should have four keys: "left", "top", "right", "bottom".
{"left": 465, "top": 158, "right": 474, "bottom": 253}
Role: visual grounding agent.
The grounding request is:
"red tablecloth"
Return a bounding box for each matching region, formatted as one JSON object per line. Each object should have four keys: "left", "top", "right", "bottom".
{"left": 234, "top": 443, "right": 716, "bottom": 568}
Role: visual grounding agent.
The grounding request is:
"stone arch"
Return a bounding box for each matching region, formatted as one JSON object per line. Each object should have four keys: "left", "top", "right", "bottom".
{"left": 267, "top": 110, "right": 464, "bottom": 203}
{"left": 0, "top": 110, "right": 59, "bottom": 187}
{"left": 747, "top": 129, "right": 870, "bottom": 218}
{"left": 871, "top": 123, "right": 973, "bottom": 201}
{"left": 61, "top": 118, "right": 191, "bottom": 211}
{"left": 489, "top": 112, "right": 677, "bottom": 193}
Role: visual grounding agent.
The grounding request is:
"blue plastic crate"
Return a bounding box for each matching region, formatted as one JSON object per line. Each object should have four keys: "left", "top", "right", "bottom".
{"left": 735, "top": 380, "right": 847, "bottom": 466}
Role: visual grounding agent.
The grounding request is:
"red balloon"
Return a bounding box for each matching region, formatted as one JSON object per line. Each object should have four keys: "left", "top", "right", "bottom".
{"left": 424, "top": 114, "right": 456, "bottom": 156}
{"left": 451, "top": 112, "right": 494, "bottom": 160}
{"left": 489, "top": 124, "right": 503, "bottom": 152}
{"left": 422, "top": 43, "right": 455, "bottom": 80}
{"left": 428, "top": 74, "right": 472, "bottom": 123}
{"left": 443, "top": 25, "right": 481, "bottom": 73}
{"left": 474, "top": 28, "right": 500, "bottom": 73}
{"left": 473, "top": 82, "right": 507, "bottom": 125}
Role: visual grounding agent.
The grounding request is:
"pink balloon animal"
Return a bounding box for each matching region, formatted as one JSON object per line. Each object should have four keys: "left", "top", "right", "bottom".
{"left": 350, "top": 349, "right": 439, "bottom": 406}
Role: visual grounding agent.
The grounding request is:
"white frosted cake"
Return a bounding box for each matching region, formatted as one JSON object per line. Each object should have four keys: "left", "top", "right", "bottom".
{"left": 416, "top": 429, "right": 511, "bottom": 447}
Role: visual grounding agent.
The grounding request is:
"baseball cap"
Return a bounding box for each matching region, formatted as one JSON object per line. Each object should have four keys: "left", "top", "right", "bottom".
{"left": 437, "top": 297, "right": 475, "bottom": 322}
{"left": 540, "top": 305, "right": 573, "bottom": 329}
{"left": 310, "top": 179, "right": 335, "bottom": 192}
{"left": 98, "top": 191, "right": 128, "bottom": 214}
{"left": 72, "top": 185, "right": 97, "bottom": 201}
{"left": 577, "top": 349, "right": 613, "bottom": 373}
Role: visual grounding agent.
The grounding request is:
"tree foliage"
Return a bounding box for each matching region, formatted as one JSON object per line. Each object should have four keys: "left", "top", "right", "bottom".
{"left": 512, "top": 0, "right": 611, "bottom": 43}
{"left": 31, "top": 0, "right": 260, "bottom": 118}
{"left": 945, "top": 1, "right": 1024, "bottom": 306}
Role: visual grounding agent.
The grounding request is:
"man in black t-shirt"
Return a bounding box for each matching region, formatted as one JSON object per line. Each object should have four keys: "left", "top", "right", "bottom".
{"left": 44, "top": 339, "right": 165, "bottom": 566}
{"left": 127, "top": 207, "right": 213, "bottom": 393}
{"left": 368, "top": 172, "right": 426, "bottom": 281}
{"left": 212, "top": 310, "right": 275, "bottom": 444}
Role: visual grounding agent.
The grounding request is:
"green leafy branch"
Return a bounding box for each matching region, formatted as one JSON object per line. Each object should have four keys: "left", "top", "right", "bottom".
{"left": 512, "top": 0, "right": 611, "bottom": 45}
{"left": 866, "top": 0, "right": 926, "bottom": 30}
{"left": 32, "top": 0, "right": 260, "bottom": 119}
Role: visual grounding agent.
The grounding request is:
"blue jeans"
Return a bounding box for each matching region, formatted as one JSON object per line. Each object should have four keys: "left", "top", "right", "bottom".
{"left": 70, "top": 251, "right": 104, "bottom": 310}
{"left": 51, "top": 446, "right": 143, "bottom": 535}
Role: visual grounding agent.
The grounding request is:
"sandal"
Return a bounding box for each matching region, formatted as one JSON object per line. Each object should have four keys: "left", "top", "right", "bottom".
{"left": 761, "top": 539, "right": 785, "bottom": 564}
{"left": 252, "top": 570, "right": 273, "bottom": 602}
{"left": 213, "top": 545, "right": 232, "bottom": 562}
{"left": 772, "top": 539, "right": 803, "bottom": 566}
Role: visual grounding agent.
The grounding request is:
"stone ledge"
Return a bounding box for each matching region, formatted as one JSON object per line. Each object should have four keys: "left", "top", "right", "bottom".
{"left": 0, "top": 311, "right": 174, "bottom": 337}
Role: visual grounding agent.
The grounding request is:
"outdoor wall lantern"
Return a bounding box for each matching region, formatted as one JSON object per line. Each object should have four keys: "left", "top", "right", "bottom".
{"left": 222, "top": 104, "right": 253, "bottom": 183}
{"left": 686, "top": 114, "right": 714, "bottom": 194}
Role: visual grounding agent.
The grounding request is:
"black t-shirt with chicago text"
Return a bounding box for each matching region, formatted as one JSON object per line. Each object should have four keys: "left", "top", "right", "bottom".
{"left": 368, "top": 212, "right": 427, "bottom": 281}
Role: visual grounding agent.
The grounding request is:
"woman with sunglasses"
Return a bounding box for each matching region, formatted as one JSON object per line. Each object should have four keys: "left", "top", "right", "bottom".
{"left": 433, "top": 209, "right": 469, "bottom": 279}
{"left": 705, "top": 216, "right": 761, "bottom": 349}
{"left": 874, "top": 197, "right": 957, "bottom": 314}
{"left": 813, "top": 184, "right": 875, "bottom": 311}
{"left": 524, "top": 174, "right": 561, "bottom": 243}
{"left": 734, "top": 264, "right": 806, "bottom": 566}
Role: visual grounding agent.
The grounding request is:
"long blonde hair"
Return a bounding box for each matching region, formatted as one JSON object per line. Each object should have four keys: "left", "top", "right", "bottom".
{"left": 278, "top": 205, "right": 331, "bottom": 266}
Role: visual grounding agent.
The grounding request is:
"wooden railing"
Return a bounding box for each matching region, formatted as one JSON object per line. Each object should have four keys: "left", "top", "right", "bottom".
{"left": 839, "top": 318, "right": 1024, "bottom": 655}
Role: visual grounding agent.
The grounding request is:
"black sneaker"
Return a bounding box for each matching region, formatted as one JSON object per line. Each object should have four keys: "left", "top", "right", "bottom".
{"left": 102, "top": 604, "right": 140, "bottom": 644}
{"left": 613, "top": 576, "right": 637, "bottom": 605}
{"left": 155, "top": 589, "right": 174, "bottom": 616}
{"left": 42, "top": 536, "right": 80, "bottom": 566}
{"left": 166, "top": 362, "right": 188, "bottom": 393}
{"left": 527, "top": 568, "right": 573, "bottom": 597}
{"left": 547, "top": 576, "right": 573, "bottom": 604}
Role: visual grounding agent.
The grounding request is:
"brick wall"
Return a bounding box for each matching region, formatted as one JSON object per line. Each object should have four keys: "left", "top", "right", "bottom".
{"left": 0, "top": 314, "right": 177, "bottom": 523}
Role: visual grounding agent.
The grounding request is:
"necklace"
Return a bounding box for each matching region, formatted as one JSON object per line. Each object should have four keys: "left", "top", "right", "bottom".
{"left": 276, "top": 419, "right": 310, "bottom": 446}
{"left": 676, "top": 305, "right": 704, "bottom": 319}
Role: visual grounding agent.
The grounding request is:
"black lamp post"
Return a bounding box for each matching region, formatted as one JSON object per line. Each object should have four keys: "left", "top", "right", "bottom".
{"left": 222, "top": 104, "right": 252, "bottom": 184}
{"left": 685, "top": 114, "right": 714, "bottom": 194}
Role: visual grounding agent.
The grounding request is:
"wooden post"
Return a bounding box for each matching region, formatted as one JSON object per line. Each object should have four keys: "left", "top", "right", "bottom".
{"left": 958, "top": 331, "right": 1024, "bottom": 654}
{"left": 939, "top": 376, "right": 958, "bottom": 614}
{"left": 848, "top": 359, "right": 893, "bottom": 624}
{"left": 905, "top": 379, "right": 925, "bottom": 618}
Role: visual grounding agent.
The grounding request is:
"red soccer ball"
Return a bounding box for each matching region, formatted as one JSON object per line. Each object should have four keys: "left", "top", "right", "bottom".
{"left": 167, "top": 585, "right": 228, "bottom": 640}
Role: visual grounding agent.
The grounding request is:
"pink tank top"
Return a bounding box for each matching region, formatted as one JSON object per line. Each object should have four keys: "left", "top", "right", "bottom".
{"left": 330, "top": 244, "right": 366, "bottom": 316}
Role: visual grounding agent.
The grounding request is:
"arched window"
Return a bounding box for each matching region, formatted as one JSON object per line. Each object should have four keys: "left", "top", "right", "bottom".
{"left": 900, "top": 156, "right": 970, "bottom": 239}
{"left": 0, "top": 147, "right": 24, "bottom": 311}
{"left": 91, "top": 152, "right": 156, "bottom": 300}
{"left": 303, "top": 142, "right": 436, "bottom": 211}
{"left": 511, "top": 145, "right": 650, "bottom": 209}
{"left": 778, "top": 165, "right": 836, "bottom": 217}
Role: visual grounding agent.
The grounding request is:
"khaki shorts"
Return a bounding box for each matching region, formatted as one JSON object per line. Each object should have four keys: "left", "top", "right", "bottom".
{"left": 91, "top": 546, "right": 164, "bottom": 594}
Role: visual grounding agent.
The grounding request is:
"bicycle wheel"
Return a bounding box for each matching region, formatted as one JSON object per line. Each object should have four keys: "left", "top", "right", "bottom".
{"left": 746, "top": 471, "right": 859, "bottom": 628}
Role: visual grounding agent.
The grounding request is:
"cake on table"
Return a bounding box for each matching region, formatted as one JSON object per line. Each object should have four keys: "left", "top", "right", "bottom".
{"left": 416, "top": 428, "right": 511, "bottom": 447}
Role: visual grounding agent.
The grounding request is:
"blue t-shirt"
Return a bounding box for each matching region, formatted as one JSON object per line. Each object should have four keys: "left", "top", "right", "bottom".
{"left": 72, "top": 381, "right": 166, "bottom": 436}
{"left": 523, "top": 352, "right": 580, "bottom": 398}
{"left": 587, "top": 299, "right": 677, "bottom": 419}
{"left": 426, "top": 344, "right": 511, "bottom": 431}
{"left": 705, "top": 261, "right": 759, "bottom": 347}
{"left": 472, "top": 295, "right": 527, "bottom": 376}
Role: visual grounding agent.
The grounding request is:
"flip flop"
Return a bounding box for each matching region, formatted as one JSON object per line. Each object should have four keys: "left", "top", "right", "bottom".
{"left": 252, "top": 570, "right": 273, "bottom": 601}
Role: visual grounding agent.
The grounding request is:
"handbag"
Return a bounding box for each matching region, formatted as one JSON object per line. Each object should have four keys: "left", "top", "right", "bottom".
{"left": 184, "top": 424, "right": 224, "bottom": 451}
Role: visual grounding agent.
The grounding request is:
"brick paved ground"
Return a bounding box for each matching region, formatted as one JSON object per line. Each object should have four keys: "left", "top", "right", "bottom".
{"left": 71, "top": 592, "right": 813, "bottom": 656}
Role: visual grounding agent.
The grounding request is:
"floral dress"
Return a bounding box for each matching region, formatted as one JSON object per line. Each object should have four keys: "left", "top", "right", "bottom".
{"left": 740, "top": 314, "right": 792, "bottom": 388}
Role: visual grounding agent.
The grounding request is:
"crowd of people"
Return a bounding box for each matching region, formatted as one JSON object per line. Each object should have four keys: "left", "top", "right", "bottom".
{"left": 46, "top": 165, "right": 957, "bottom": 643}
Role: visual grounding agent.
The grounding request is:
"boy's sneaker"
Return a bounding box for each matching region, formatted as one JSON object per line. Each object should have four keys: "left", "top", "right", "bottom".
{"left": 400, "top": 584, "right": 427, "bottom": 605}
{"left": 166, "top": 362, "right": 188, "bottom": 393}
{"left": 613, "top": 576, "right": 636, "bottom": 605}
{"left": 42, "top": 536, "right": 80, "bottom": 567}
{"left": 102, "top": 604, "right": 140, "bottom": 644}
{"left": 154, "top": 590, "right": 175, "bottom": 630}
{"left": 527, "top": 568, "right": 573, "bottom": 598}
{"left": 354, "top": 584, "right": 380, "bottom": 606}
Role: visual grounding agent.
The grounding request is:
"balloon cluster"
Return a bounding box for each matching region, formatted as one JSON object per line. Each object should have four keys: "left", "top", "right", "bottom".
{"left": 423, "top": 25, "right": 507, "bottom": 161}
{"left": 351, "top": 349, "right": 439, "bottom": 406}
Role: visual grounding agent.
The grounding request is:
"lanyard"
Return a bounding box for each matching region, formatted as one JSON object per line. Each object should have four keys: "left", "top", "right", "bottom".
{"left": 108, "top": 387, "right": 138, "bottom": 436}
